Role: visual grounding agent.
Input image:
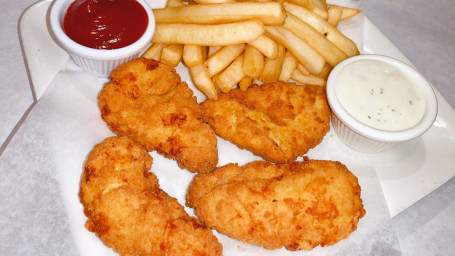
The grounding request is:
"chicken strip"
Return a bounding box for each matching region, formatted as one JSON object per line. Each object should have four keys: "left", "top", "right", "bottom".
{"left": 98, "top": 58, "right": 217, "bottom": 173}
{"left": 186, "top": 160, "right": 365, "bottom": 251}
{"left": 79, "top": 136, "right": 223, "bottom": 256}
{"left": 200, "top": 82, "right": 330, "bottom": 163}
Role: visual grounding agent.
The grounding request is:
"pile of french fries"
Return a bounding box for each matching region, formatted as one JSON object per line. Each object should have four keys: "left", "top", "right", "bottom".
{"left": 142, "top": 0, "right": 361, "bottom": 99}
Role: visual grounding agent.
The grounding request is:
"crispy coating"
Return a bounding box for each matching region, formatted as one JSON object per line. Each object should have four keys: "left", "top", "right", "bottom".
{"left": 186, "top": 160, "right": 365, "bottom": 251}
{"left": 98, "top": 58, "right": 218, "bottom": 173}
{"left": 200, "top": 82, "right": 330, "bottom": 163}
{"left": 79, "top": 136, "right": 223, "bottom": 256}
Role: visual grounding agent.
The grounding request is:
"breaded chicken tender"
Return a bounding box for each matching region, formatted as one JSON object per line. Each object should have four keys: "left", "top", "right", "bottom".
{"left": 79, "top": 136, "right": 223, "bottom": 256}
{"left": 200, "top": 82, "right": 330, "bottom": 163}
{"left": 186, "top": 160, "right": 365, "bottom": 251}
{"left": 98, "top": 58, "right": 217, "bottom": 173}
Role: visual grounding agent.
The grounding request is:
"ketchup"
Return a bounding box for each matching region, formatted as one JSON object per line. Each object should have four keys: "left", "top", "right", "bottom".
{"left": 63, "top": 0, "right": 148, "bottom": 50}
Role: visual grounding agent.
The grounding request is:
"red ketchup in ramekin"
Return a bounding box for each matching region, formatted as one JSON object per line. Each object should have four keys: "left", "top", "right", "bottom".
{"left": 63, "top": 0, "right": 149, "bottom": 49}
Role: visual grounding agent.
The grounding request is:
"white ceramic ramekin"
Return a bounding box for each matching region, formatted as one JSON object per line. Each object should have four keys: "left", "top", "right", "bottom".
{"left": 326, "top": 54, "right": 438, "bottom": 153}
{"left": 50, "top": 0, "right": 155, "bottom": 77}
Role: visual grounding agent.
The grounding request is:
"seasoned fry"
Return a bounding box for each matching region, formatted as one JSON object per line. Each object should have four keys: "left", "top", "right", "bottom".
{"left": 283, "top": 13, "right": 348, "bottom": 67}
{"left": 278, "top": 50, "right": 298, "bottom": 82}
{"left": 153, "top": 2, "right": 286, "bottom": 25}
{"left": 141, "top": 43, "right": 166, "bottom": 60}
{"left": 292, "top": 69, "right": 326, "bottom": 87}
{"left": 283, "top": 2, "right": 359, "bottom": 57}
{"left": 205, "top": 44, "right": 245, "bottom": 77}
{"left": 183, "top": 45, "right": 207, "bottom": 68}
{"left": 190, "top": 64, "right": 218, "bottom": 100}
{"left": 152, "top": 20, "right": 265, "bottom": 46}
{"left": 260, "top": 44, "right": 285, "bottom": 82}
{"left": 265, "top": 25, "right": 325, "bottom": 74}
{"left": 247, "top": 34, "right": 278, "bottom": 60}
{"left": 214, "top": 54, "right": 245, "bottom": 93}
{"left": 160, "top": 44, "right": 183, "bottom": 67}
{"left": 242, "top": 45, "right": 265, "bottom": 79}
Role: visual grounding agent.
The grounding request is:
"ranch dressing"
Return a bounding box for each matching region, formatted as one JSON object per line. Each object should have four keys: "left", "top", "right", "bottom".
{"left": 335, "top": 59, "right": 426, "bottom": 131}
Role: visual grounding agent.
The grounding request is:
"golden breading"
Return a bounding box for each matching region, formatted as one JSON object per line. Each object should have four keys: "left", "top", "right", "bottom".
{"left": 80, "top": 136, "right": 223, "bottom": 256}
{"left": 98, "top": 58, "right": 218, "bottom": 173}
{"left": 186, "top": 160, "right": 365, "bottom": 251}
{"left": 200, "top": 82, "right": 330, "bottom": 163}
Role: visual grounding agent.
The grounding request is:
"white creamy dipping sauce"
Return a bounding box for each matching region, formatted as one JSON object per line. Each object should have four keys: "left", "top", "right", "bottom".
{"left": 335, "top": 59, "right": 426, "bottom": 131}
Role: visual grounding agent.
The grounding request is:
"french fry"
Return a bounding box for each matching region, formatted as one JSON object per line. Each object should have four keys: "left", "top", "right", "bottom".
{"left": 287, "top": 0, "right": 328, "bottom": 19}
{"left": 286, "top": 0, "right": 309, "bottom": 9}
{"left": 193, "top": 0, "right": 236, "bottom": 3}
{"left": 315, "top": 62, "right": 332, "bottom": 79}
{"left": 283, "top": 2, "right": 359, "bottom": 57}
{"left": 183, "top": 45, "right": 207, "bottom": 68}
{"left": 243, "top": 45, "right": 265, "bottom": 79}
{"left": 214, "top": 54, "right": 245, "bottom": 93}
{"left": 160, "top": 44, "right": 183, "bottom": 67}
{"left": 247, "top": 34, "right": 278, "bottom": 60}
{"left": 291, "top": 69, "right": 326, "bottom": 87}
{"left": 327, "top": 4, "right": 361, "bottom": 20}
{"left": 278, "top": 50, "right": 298, "bottom": 82}
{"left": 153, "top": 2, "right": 286, "bottom": 26}
{"left": 341, "top": 7, "right": 361, "bottom": 20}
{"left": 296, "top": 63, "right": 311, "bottom": 76}
{"left": 260, "top": 44, "right": 285, "bottom": 82}
{"left": 141, "top": 43, "right": 166, "bottom": 60}
{"left": 152, "top": 20, "right": 265, "bottom": 46}
{"left": 204, "top": 44, "right": 245, "bottom": 77}
{"left": 166, "top": 0, "right": 185, "bottom": 7}
{"left": 283, "top": 13, "right": 348, "bottom": 67}
{"left": 327, "top": 5, "right": 342, "bottom": 27}
{"left": 190, "top": 64, "right": 217, "bottom": 99}
{"left": 307, "top": 0, "right": 328, "bottom": 19}
{"left": 143, "top": 0, "right": 359, "bottom": 99}
{"left": 265, "top": 25, "right": 325, "bottom": 74}
{"left": 239, "top": 76, "right": 253, "bottom": 91}
{"left": 282, "top": 0, "right": 310, "bottom": 10}
{"left": 208, "top": 46, "right": 222, "bottom": 57}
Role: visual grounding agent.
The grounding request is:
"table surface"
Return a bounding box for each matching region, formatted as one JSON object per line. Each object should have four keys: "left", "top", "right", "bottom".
{"left": 1, "top": 0, "right": 454, "bottom": 255}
